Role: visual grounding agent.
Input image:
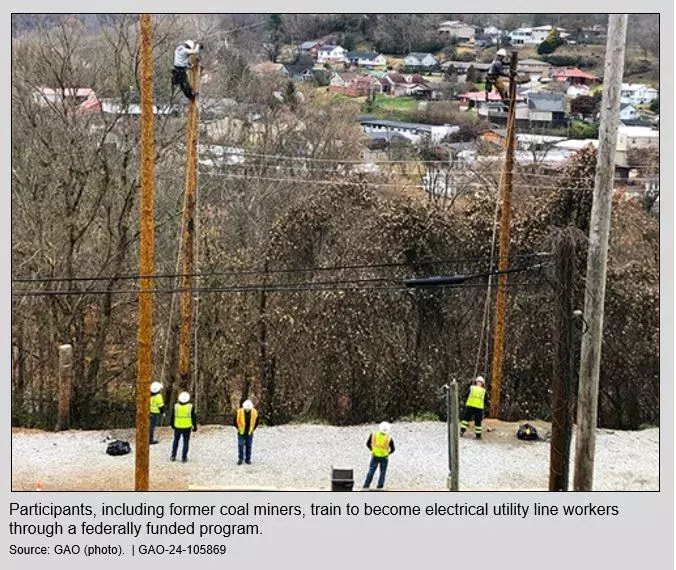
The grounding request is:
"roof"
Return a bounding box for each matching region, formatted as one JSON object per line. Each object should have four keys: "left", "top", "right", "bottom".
{"left": 319, "top": 44, "right": 343, "bottom": 51}
{"left": 621, "top": 83, "right": 656, "bottom": 92}
{"left": 554, "top": 67, "right": 598, "bottom": 80}
{"left": 359, "top": 117, "right": 454, "bottom": 132}
{"left": 528, "top": 92, "right": 565, "bottom": 112}
{"left": 346, "top": 51, "right": 382, "bottom": 61}
{"left": 406, "top": 52, "right": 436, "bottom": 60}
{"left": 284, "top": 64, "right": 314, "bottom": 75}
{"left": 438, "top": 20, "right": 472, "bottom": 28}
{"left": 300, "top": 40, "right": 320, "bottom": 49}
{"left": 619, "top": 125, "right": 659, "bottom": 138}
{"left": 352, "top": 75, "right": 381, "bottom": 85}
{"left": 461, "top": 91, "right": 509, "bottom": 101}
{"left": 519, "top": 59, "right": 551, "bottom": 66}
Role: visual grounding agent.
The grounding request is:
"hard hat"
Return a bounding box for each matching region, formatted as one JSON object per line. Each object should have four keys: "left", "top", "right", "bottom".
{"left": 379, "top": 421, "right": 391, "bottom": 434}
{"left": 476, "top": 376, "right": 486, "bottom": 385}
{"left": 150, "top": 382, "right": 163, "bottom": 394}
{"left": 496, "top": 48, "right": 507, "bottom": 57}
{"left": 184, "top": 40, "right": 196, "bottom": 50}
{"left": 178, "top": 391, "right": 190, "bottom": 404}
{"left": 242, "top": 399, "right": 254, "bottom": 410}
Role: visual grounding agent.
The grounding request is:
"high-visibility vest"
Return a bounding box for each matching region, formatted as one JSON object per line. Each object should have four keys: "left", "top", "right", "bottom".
{"left": 174, "top": 403, "right": 193, "bottom": 429}
{"left": 466, "top": 385, "right": 486, "bottom": 410}
{"left": 371, "top": 431, "right": 391, "bottom": 458}
{"left": 150, "top": 393, "right": 164, "bottom": 415}
{"left": 236, "top": 408, "right": 258, "bottom": 435}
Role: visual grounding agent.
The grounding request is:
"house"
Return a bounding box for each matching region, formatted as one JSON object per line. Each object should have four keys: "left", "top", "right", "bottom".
{"left": 34, "top": 87, "right": 96, "bottom": 107}
{"left": 509, "top": 25, "right": 567, "bottom": 45}
{"left": 526, "top": 92, "right": 567, "bottom": 126}
{"left": 330, "top": 72, "right": 357, "bottom": 88}
{"left": 317, "top": 45, "right": 346, "bottom": 64}
{"left": 403, "top": 53, "right": 439, "bottom": 69}
{"left": 299, "top": 40, "right": 322, "bottom": 58}
{"left": 620, "top": 83, "right": 659, "bottom": 105}
{"left": 345, "top": 51, "right": 387, "bottom": 68}
{"left": 329, "top": 73, "right": 382, "bottom": 96}
{"left": 483, "top": 26, "right": 501, "bottom": 40}
{"left": 358, "top": 117, "right": 459, "bottom": 144}
{"left": 553, "top": 67, "right": 599, "bottom": 86}
{"left": 473, "top": 35, "right": 493, "bottom": 48}
{"left": 619, "top": 103, "right": 639, "bottom": 122}
{"left": 383, "top": 72, "right": 431, "bottom": 97}
{"left": 284, "top": 64, "right": 315, "bottom": 82}
{"left": 518, "top": 59, "right": 552, "bottom": 76}
{"left": 438, "top": 20, "right": 475, "bottom": 41}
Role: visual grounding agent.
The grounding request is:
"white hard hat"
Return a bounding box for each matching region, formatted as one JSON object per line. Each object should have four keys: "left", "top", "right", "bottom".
{"left": 242, "top": 400, "right": 254, "bottom": 410}
{"left": 379, "top": 421, "right": 391, "bottom": 434}
{"left": 178, "top": 391, "right": 190, "bottom": 404}
{"left": 150, "top": 382, "right": 163, "bottom": 394}
{"left": 496, "top": 48, "right": 507, "bottom": 57}
{"left": 476, "top": 376, "right": 486, "bottom": 385}
{"left": 184, "top": 40, "right": 196, "bottom": 50}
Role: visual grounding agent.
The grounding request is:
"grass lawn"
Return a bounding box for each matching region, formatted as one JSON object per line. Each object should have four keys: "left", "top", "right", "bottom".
{"left": 373, "top": 95, "right": 418, "bottom": 112}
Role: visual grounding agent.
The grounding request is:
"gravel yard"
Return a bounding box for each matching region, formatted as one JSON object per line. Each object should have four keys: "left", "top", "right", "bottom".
{"left": 12, "top": 420, "right": 659, "bottom": 491}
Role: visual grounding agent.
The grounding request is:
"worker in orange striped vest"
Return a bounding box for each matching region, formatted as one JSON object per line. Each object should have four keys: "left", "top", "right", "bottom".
{"left": 362, "top": 422, "right": 395, "bottom": 490}
{"left": 460, "top": 376, "right": 486, "bottom": 439}
{"left": 234, "top": 399, "right": 258, "bottom": 465}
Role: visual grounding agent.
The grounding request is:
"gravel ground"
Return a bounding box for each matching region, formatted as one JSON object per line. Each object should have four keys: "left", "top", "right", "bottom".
{"left": 12, "top": 420, "right": 659, "bottom": 491}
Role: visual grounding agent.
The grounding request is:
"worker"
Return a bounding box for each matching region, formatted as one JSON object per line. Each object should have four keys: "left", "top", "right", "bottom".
{"left": 172, "top": 40, "right": 202, "bottom": 101}
{"left": 486, "top": 48, "right": 511, "bottom": 107}
{"left": 149, "top": 381, "right": 165, "bottom": 445}
{"left": 234, "top": 399, "right": 258, "bottom": 465}
{"left": 170, "top": 391, "right": 197, "bottom": 463}
{"left": 460, "top": 376, "right": 486, "bottom": 439}
{"left": 362, "top": 422, "right": 395, "bottom": 490}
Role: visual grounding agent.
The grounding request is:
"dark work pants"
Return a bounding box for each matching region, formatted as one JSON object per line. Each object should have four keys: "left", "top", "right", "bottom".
{"left": 171, "top": 428, "right": 191, "bottom": 460}
{"left": 461, "top": 406, "right": 484, "bottom": 435}
{"left": 149, "top": 413, "right": 160, "bottom": 442}
{"left": 172, "top": 66, "right": 195, "bottom": 100}
{"left": 363, "top": 456, "right": 389, "bottom": 489}
{"left": 238, "top": 434, "right": 253, "bottom": 463}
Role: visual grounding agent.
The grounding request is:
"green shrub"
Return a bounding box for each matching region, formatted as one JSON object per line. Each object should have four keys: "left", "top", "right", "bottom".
{"left": 398, "top": 411, "right": 440, "bottom": 422}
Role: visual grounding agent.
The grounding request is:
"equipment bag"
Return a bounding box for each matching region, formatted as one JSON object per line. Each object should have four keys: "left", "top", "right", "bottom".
{"left": 516, "top": 423, "right": 539, "bottom": 441}
{"left": 106, "top": 440, "right": 131, "bottom": 456}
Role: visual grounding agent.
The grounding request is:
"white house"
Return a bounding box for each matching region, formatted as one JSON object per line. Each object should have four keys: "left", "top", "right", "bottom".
{"left": 483, "top": 25, "right": 501, "bottom": 38}
{"left": 438, "top": 20, "right": 475, "bottom": 41}
{"left": 509, "top": 25, "right": 566, "bottom": 45}
{"left": 358, "top": 117, "right": 458, "bottom": 144}
{"left": 403, "top": 53, "right": 439, "bottom": 69}
{"left": 345, "top": 51, "right": 387, "bottom": 67}
{"left": 620, "top": 83, "right": 659, "bottom": 105}
{"left": 619, "top": 104, "right": 639, "bottom": 122}
{"left": 317, "top": 45, "right": 346, "bottom": 64}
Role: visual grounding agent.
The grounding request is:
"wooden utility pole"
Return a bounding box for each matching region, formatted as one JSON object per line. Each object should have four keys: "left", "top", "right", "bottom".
{"left": 574, "top": 14, "right": 628, "bottom": 491}
{"left": 55, "top": 344, "right": 73, "bottom": 431}
{"left": 135, "top": 13, "right": 156, "bottom": 492}
{"left": 445, "top": 381, "right": 460, "bottom": 491}
{"left": 549, "top": 232, "right": 576, "bottom": 491}
{"left": 178, "top": 57, "right": 201, "bottom": 389}
{"left": 489, "top": 51, "right": 518, "bottom": 418}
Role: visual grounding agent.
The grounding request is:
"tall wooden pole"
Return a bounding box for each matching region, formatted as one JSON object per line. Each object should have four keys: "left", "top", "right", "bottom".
{"left": 178, "top": 57, "right": 201, "bottom": 389}
{"left": 489, "top": 51, "right": 518, "bottom": 418}
{"left": 135, "top": 13, "right": 156, "bottom": 491}
{"left": 574, "top": 14, "right": 627, "bottom": 491}
{"left": 549, "top": 233, "right": 576, "bottom": 491}
{"left": 55, "top": 344, "right": 73, "bottom": 431}
{"left": 448, "top": 381, "right": 460, "bottom": 491}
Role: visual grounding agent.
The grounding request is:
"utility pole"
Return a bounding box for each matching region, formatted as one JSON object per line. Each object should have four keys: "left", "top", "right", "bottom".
{"left": 574, "top": 14, "right": 627, "bottom": 491}
{"left": 444, "top": 380, "right": 460, "bottom": 491}
{"left": 549, "top": 232, "right": 576, "bottom": 491}
{"left": 178, "top": 56, "right": 201, "bottom": 389}
{"left": 135, "top": 13, "right": 156, "bottom": 492}
{"left": 55, "top": 344, "right": 73, "bottom": 431}
{"left": 489, "top": 51, "right": 518, "bottom": 418}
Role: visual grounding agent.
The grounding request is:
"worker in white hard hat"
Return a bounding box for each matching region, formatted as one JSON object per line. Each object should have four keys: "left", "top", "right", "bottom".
{"left": 362, "top": 421, "right": 395, "bottom": 490}
{"left": 460, "top": 376, "right": 487, "bottom": 439}
{"left": 486, "top": 48, "right": 511, "bottom": 107}
{"left": 234, "top": 398, "right": 258, "bottom": 465}
{"left": 172, "top": 39, "right": 202, "bottom": 101}
{"left": 170, "top": 391, "right": 197, "bottom": 462}
{"left": 149, "top": 381, "right": 165, "bottom": 445}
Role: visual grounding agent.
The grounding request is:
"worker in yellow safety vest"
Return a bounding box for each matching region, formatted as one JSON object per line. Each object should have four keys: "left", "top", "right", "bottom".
{"left": 460, "top": 376, "right": 486, "bottom": 439}
{"left": 149, "top": 381, "right": 165, "bottom": 445}
{"left": 234, "top": 399, "right": 258, "bottom": 465}
{"left": 170, "top": 391, "right": 197, "bottom": 462}
{"left": 362, "top": 422, "right": 396, "bottom": 490}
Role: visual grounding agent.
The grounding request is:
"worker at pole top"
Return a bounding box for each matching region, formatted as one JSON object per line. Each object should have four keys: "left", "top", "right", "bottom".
{"left": 149, "top": 381, "right": 165, "bottom": 445}
{"left": 170, "top": 391, "right": 197, "bottom": 463}
{"left": 234, "top": 399, "right": 258, "bottom": 465}
{"left": 460, "top": 376, "right": 487, "bottom": 440}
{"left": 172, "top": 40, "right": 202, "bottom": 101}
{"left": 362, "top": 422, "right": 396, "bottom": 490}
{"left": 486, "top": 48, "right": 511, "bottom": 107}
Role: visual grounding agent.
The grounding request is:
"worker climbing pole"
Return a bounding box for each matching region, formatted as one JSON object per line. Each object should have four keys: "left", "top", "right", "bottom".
{"left": 178, "top": 51, "right": 201, "bottom": 390}
{"left": 489, "top": 51, "right": 518, "bottom": 419}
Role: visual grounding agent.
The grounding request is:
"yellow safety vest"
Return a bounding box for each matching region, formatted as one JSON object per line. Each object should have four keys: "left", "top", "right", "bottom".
{"left": 236, "top": 408, "right": 258, "bottom": 435}
{"left": 466, "top": 385, "right": 486, "bottom": 410}
{"left": 174, "top": 403, "right": 193, "bottom": 429}
{"left": 371, "top": 431, "right": 391, "bottom": 458}
{"left": 150, "top": 393, "right": 164, "bottom": 415}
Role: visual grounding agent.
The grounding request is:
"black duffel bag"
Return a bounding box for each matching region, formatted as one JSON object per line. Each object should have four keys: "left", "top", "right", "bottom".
{"left": 106, "top": 440, "right": 131, "bottom": 456}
